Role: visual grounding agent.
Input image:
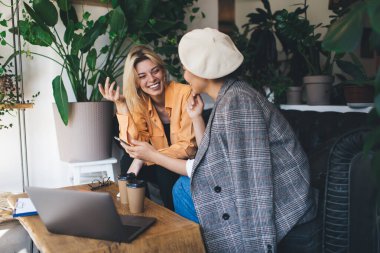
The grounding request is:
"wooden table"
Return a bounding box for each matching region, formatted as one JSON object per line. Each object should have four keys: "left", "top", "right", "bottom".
{"left": 8, "top": 184, "right": 206, "bottom": 253}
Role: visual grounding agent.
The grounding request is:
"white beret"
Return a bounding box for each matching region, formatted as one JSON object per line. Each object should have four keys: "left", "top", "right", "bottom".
{"left": 178, "top": 28, "right": 244, "bottom": 79}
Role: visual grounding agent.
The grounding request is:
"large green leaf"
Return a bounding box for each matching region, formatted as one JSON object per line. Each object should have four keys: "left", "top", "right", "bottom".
{"left": 322, "top": 1, "right": 366, "bottom": 53}
{"left": 336, "top": 58, "right": 367, "bottom": 81}
{"left": 262, "top": 0, "right": 272, "bottom": 16}
{"left": 70, "top": 33, "right": 81, "bottom": 55}
{"left": 17, "top": 20, "right": 54, "bottom": 46}
{"left": 79, "top": 15, "right": 108, "bottom": 53}
{"left": 33, "top": 0, "right": 58, "bottom": 27}
{"left": 86, "top": 48, "right": 97, "bottom": 71}
{"left": 57, "top": 0, "right": 71, "bottom": 12}
{"left": 149, "top": 19, "right": 177, "bottom": 33}
{"left": 367, "top": 0, "right": 380, "bottom": 33}
{"left": 132, "top": 0, "right": 157, "bottom": 30}
{"left": 52, "top": 75, "right": 69, "bottom": 125}
{"left": 63, "top": 20, "right": 75, "bottom": 44}
{"left": 65, "top": 54, "right": 80, "bottom": 74}
{"left": 110, "top": 6, "right": 126, "bottom": 36}
{"left": 23, "top": 2, "right": 52, "bottom": 34}
{"left": 60, "top": 6, "right": 78, "bottom": 27}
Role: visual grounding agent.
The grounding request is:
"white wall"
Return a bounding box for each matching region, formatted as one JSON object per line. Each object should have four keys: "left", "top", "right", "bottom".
{"left": 0, "top": 0, "right": 218, "bottom": 193}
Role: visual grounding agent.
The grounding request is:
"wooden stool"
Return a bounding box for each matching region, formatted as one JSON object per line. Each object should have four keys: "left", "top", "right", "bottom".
{"left": 68, "top": 157, "right": 117, "bottom": 185}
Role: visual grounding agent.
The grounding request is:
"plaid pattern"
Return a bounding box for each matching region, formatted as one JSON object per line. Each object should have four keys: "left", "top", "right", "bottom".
{"left": 191, "top": 79, "right": 316, "bottom": 253}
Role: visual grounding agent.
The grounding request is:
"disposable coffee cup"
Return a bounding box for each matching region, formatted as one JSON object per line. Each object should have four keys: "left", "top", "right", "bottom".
{"left": 127, "top": 180, "right": 146, "bottom": 213}
{"left": 117, "top": 175, "right": 128, "bottom": 204}
{"left": 118, "top": 173, "right": 136, "bottom": 204}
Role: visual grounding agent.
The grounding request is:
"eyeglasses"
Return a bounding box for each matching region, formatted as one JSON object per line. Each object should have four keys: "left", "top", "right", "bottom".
{"left": 88, "top": 177, "right": 112, "bottom": 191}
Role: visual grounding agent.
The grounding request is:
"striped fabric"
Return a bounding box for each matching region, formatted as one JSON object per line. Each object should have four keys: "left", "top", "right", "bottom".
{"left": 191, "top": 79, "right": 316, "bottom": 253}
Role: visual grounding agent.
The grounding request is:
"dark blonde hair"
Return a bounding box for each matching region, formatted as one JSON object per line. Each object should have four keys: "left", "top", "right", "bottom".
{"left": 123, "top": 45, "right": 167, "bottom": 112}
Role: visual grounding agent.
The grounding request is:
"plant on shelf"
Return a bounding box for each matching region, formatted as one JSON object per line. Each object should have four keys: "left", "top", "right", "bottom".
{"left": 0, "top": 0, "right": 201, "bottom": 125}
{"left": 231, "top": 0, "right": 343, "bottom": 104}
{"left": 336, "top": 53, "right": 375, "bottom": 104}
{"left": 0, "top": 5, "right": 39, "bottom": 130}
{"left": 323, "top": 0, "right": 380, "bottom": 178}
{"left": 230, "top": 0, "right": 310, "bottom": 104}
{"left": 0, "top": 59, "right": 39, "bottom": 130}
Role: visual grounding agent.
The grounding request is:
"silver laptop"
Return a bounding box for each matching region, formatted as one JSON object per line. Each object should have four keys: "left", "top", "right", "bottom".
{"left": 25, "top": 187, "right": 156, "bottom": 243}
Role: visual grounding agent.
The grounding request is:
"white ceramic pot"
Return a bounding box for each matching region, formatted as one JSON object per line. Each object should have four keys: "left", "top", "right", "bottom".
{"left": 286, "top": 86, "right": 303, "bottom": 105}
{"left": 303, "top": 75, "right": 334, "bottom": 105}
{"left": 53, "top": 101, "right": 114, "bottom": 162}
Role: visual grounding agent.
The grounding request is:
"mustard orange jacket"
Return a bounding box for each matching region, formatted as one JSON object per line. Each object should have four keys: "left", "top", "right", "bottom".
{"left": 117, "top": 81, "right": 197, "bottom": 160}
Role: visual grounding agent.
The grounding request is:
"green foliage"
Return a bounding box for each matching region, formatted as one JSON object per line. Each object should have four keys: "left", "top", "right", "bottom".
{"left": 52, "top": 75, "right": 69, "bottom": 125}
{"left": 0, "top": 62, "right": 40, "bottom": 130}
{"left": 1, "top": 0, "right": 202, "bottom": 125}
{"left": 335, "top": 53, "right": 374, "bottom": 86}
{"left": 230, "top": 0, "right": 309, "bottom": 103}
{"left": 322, "top": 0, "right": 380, "bottom": 179}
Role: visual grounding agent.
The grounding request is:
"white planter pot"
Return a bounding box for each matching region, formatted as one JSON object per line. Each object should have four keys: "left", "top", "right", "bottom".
{"left": 286, "top": 86, "right": 303, "bottom": 105}
{"left": 303, "top": 75, "right": 334, "bottom": 105}
{"left": 53, "top": 101, "right": 114, "bottom": 162}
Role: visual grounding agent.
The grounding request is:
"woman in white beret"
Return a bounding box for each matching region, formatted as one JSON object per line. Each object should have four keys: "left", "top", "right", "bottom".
{"left": 124, "top": 28, "right": 316, "bottom": 253}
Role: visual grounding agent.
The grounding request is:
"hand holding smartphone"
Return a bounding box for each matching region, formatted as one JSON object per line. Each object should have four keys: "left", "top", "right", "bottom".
{"left": 114, "top": 136, "right": 129, "bottom": 146}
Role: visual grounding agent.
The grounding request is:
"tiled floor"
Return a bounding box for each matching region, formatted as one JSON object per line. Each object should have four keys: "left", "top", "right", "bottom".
{"left": 0, "top": 221, "right": 35, "bottom": 253}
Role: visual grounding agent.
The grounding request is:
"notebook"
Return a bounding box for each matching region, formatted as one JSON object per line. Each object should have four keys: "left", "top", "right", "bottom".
{"left": 25, "top": 186, "right": 156, "bottom": 243}
{"left": 13, "top": 198, "right": 38, "bottom": 217}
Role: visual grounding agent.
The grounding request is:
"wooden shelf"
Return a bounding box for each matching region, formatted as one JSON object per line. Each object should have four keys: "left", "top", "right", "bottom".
{"left": 0, "top": 103, "right": 33, "bottom": 110}
{"left": 71, "top": 0, "right": 110, "bottom": 7}
{"left": 280, "top": 105, "right": 373, "bottom": 113}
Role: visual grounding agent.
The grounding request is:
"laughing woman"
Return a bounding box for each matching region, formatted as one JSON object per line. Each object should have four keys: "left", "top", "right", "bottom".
{"left": 98, "top": 45, "right": 197, "bottom": 210}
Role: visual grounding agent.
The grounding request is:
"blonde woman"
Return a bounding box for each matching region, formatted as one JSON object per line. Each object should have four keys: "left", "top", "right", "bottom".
{"left": 98, "top": 45, "right": 197, "bottom": 210}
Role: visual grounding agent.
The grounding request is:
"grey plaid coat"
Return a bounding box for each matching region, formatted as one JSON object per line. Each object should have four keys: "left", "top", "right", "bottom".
{"left": 191, "top": 79, "right": 316, "bottom": 253}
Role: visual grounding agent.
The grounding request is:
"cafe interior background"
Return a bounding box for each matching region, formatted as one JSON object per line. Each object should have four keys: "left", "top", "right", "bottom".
{"left": 0, "top": 0, "right": 378, "bottom": 193}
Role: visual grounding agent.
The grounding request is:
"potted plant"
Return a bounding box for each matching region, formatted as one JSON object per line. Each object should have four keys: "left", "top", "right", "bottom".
{"left": 336, "top": 53, "right": 375, "bottom": 107}
{"left": 274, "top": 6, "right": 347, "bottom": 105}
{"left": 322, "top": 0, "right": 380, "bottom": 180}
{"left": 0, "top": 53, "right": 39, "bottom": 130}
{"left": 1, "top": 0, "right": 200, "bottom": 161}
{"left": 230, "top": 0, "right": 309, "bottom": 104}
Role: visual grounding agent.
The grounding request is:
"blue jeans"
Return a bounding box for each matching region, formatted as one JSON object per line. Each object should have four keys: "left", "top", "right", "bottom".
{"left": 172, "top": 176, "right": 199, "bottom": 223}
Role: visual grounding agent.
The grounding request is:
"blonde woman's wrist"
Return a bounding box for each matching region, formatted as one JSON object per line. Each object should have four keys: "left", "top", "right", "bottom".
{"left": 115, "top": 101, "right": 129, "bottom": 115}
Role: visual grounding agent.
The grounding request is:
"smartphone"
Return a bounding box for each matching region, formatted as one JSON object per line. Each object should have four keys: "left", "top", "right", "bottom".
{"left": 114, "top": 136, "right": 129, "bottom": 146}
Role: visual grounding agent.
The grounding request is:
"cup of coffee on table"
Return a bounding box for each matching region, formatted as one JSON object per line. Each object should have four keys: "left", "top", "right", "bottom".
{"left": 117, "top": 173, "right": 136, "bottom": 204}
{"left": 127, "top": 179, "right": 146, "bottom": 213}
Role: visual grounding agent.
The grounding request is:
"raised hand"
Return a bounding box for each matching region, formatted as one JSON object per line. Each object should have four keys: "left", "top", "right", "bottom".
{"left": 98, "top": 77, "right": 125, "bottom": 104}
{"left": 187, "top": 93, "right": 204, "bottom": 119}
{"left": 98, "top": 77, "right": 128, "bottom": 114}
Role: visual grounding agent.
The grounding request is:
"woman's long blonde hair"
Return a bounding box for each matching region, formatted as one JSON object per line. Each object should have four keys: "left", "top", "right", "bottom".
{"left": 123, "top": 45, "right": 167, "bottom": 113}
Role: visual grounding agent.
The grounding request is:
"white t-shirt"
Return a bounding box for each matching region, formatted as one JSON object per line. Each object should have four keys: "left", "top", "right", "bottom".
{"left": 185, "top": 159, "right": 194, "bottom": 177}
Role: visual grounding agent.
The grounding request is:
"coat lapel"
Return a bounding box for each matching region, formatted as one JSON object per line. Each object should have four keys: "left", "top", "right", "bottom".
{"left": 191, "top": 79, "right": 237, "bottom": 179}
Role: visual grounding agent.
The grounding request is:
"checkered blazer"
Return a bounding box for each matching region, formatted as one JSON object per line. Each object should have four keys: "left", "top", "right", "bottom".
{"left": 191, "top": 79, "right": 316, "bottom": 253}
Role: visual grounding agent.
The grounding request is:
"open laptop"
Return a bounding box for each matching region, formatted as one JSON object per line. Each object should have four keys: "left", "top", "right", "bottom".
{"left": 25, "top": 187, "right": 156, "bottom": 243}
